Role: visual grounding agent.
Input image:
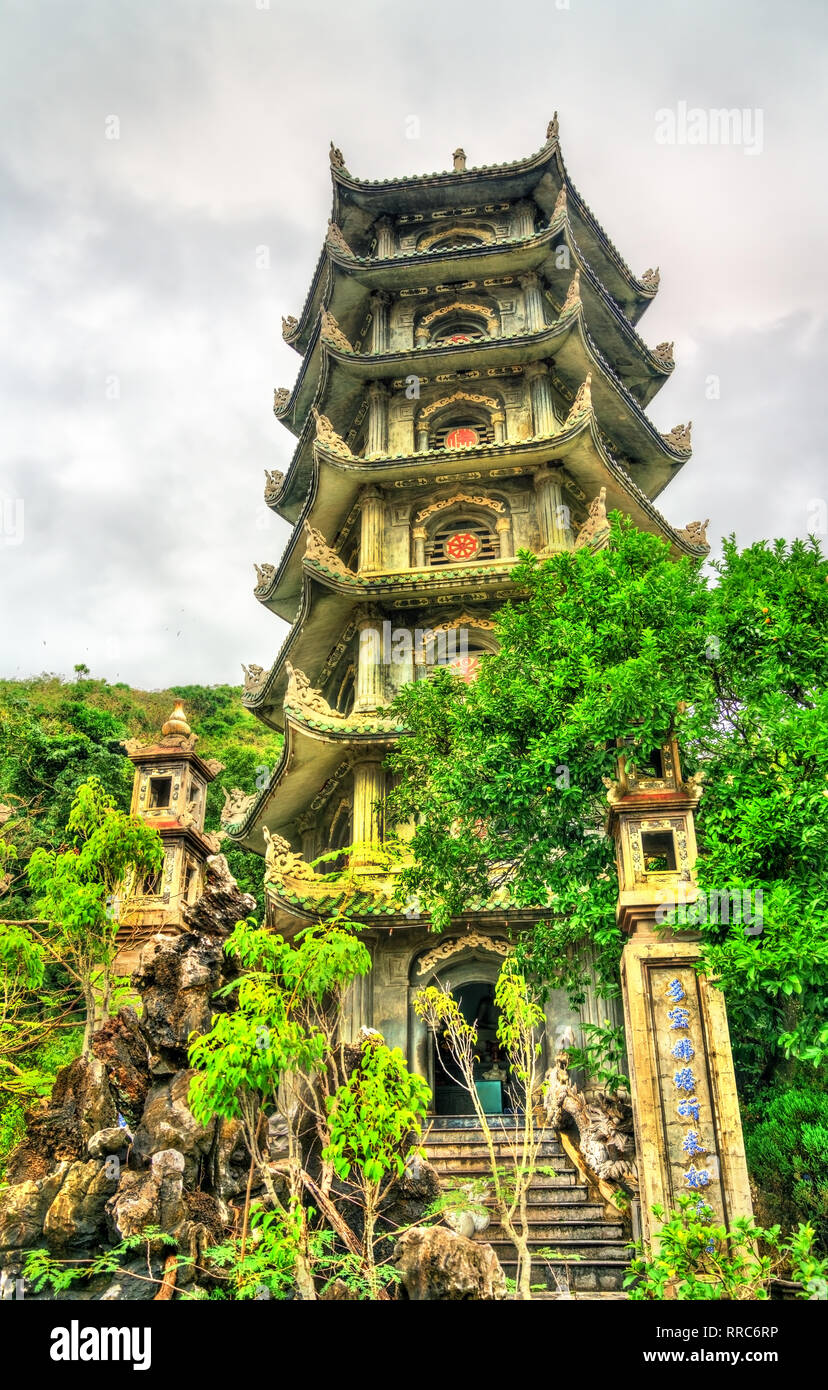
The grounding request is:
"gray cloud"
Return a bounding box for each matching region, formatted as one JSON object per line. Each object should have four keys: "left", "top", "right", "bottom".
{"left": 0, "top": 0, "right": 826, "bottom": 685}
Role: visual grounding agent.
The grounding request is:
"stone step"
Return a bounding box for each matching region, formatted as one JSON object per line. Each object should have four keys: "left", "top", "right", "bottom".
{"left": 424, "top": 1128, "right": 562, "bottom": 1148}
{"left": 427, "top": 1115, "right": 527, "bottom": 1130}
{"left": 484, "top": 1220, "right": 625, "bottom": 1243}
{"left": 428, "top": 1152, "right": 571, "bottom": 1173}
{"left": 497, "top": 1258, "right": 628, "bottom": 1294}
{"left": 482, "top": 1237, "right": 630, "bottom": 1264}
{"left": 424, "top": 1142, "right": 564, "bottom": 1162}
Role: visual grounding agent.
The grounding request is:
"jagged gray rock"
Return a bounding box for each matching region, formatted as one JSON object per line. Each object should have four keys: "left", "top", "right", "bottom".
{"left": 394, "top": 1226, "right": 507, "bottom": 1301}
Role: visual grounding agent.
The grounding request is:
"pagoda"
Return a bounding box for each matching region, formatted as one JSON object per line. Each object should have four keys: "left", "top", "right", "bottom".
{"left": 222, "top": 118, "right": 713, "bottom": 1091}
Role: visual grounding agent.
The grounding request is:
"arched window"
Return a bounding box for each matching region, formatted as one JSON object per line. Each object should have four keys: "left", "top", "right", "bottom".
{"left": 417, "top": 224, "right": 496, "bottom": 253}
{"left": 427, "top": 516, "right": 499, "bottom": 566}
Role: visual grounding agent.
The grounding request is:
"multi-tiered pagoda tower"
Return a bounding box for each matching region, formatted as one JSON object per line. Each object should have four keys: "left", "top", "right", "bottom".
{"left": 223, "top": 119, "right": 712, "bottom": 1097}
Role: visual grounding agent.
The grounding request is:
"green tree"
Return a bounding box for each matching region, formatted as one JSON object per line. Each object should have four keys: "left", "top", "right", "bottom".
{"left": 27, "top": 776, "right": 162, "bottom": 1051}
{"left": 386, "top": 521, "right": 828, "bottom": 1092}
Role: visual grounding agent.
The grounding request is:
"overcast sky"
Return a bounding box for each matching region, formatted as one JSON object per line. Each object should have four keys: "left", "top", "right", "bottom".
{"left": 1, "top": 0, "right": 826, "bottom": 689}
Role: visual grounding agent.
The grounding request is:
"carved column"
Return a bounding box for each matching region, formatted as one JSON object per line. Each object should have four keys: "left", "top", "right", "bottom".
{"left": 414, "top": 323, "right": 430, "bottom": 347}
{"left": 607, "top": 739, "right": 754, "bottom": 1248}
{"left": 520, "top": 271, "right": 545, "bottom": 332}
{"left": 495, "top": 516, "right": 513, "bottom": 559}
{"left": 412, "top": 524, "right": 426, "bottom": 567}
{"left": 513, "top": 200, "right": 536, "bottom": 238}
{"left": 354, "top": 609, "right": 385, "bottom": 712}
{"left": 371, "top": 292, "right": 391, "bottom": 353}
{"left": 375, "top": 217, "right": 394, "bottom": 259}
{"left": 534, "top": 463, "right": 572, "bottom": 551}
{"left": 366, "top": 382, "right": 388, "bottom": 457}
{"left": 526, "top": 362, "right": 556, "bottom": 438}
{"left": 491, "top": 409, "right": 506, "bottom": 444}
{"left": 352, "top": 759, "right": 385, "bottom": 864}
{"left": 358, "top": 486, "right": 384, "bottom": 573}
{"left": 297, "top": 813, "right": 317, "bottom": 870}
{"left": 416, "top": 422, "right": 430, "bottom": 452}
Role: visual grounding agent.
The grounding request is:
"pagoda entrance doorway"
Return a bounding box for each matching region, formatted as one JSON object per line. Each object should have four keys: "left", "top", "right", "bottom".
{"left": 408, "top": 948, "right": 517, "bottom": 1116}
{"left": 432, "top": 980, "right": 512, "bottom": 1116}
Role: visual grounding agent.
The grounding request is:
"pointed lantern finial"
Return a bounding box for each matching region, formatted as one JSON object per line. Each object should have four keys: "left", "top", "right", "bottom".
{"left": 162, "top": 700, "right": 191, "bottom": 737}
{"left": 453, "top": 147, "right": 466, "bottom": 172}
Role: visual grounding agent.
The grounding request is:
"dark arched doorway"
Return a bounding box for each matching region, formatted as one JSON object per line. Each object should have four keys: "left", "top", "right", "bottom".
{"left": 432, "top": 979, "right": 512, "bottom": 1116}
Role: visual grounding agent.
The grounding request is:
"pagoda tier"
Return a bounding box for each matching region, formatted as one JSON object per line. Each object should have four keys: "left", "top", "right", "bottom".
{"left": 226, "top": 121, "right": 708, "bottom": 979}
{"left": 284, "top": 125, "right": 660, "bottom": 361}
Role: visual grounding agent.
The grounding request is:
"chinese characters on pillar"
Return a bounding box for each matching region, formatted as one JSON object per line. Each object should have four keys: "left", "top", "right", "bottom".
{"left": 653, "top": 967, "right": 723, "bottom": 1215}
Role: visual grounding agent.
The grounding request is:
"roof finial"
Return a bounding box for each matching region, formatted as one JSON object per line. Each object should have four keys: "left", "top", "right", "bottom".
{"left": 162, "top": 700, "right": 191, "bottom": 737}
{"left": 453, "top": 147, "right": 466, "bottom": 172}
{"left": 546, "top": 112, "right": 559, "bottom": 143}
{"left": 329, "top": 141, "right": 345, "bottom": 170}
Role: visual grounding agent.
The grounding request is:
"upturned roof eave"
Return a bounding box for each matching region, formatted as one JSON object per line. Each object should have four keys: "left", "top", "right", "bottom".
{"left": 330, "top": 134, "right": 654, "bottom": 315}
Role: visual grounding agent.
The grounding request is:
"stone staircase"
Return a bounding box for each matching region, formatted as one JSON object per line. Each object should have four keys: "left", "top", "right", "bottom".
{"left": 423, "top": 1116, "right": 629, "bottom": 1298}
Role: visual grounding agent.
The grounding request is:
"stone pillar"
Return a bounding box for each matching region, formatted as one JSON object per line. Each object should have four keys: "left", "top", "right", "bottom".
{"left": 297, "top": 813, "right": 317, "bottom": 870}
{"left": 366, "top": 382, "right": 388, "bottom": 457}
{"left": 520, "top": 271, "right": 545, "bottom": 332}
{"left": 534, "top": 463, "right": 572, "bottom": 551}
{"left": 414, "top": 323, "right": 430, "bottom": 347}
{"left": 607, "top": 739, "right": 754, "bottom": 1248}
{"left": 352, "top": 759, "right": 385, "bottom": 864}
{"left": 495, "top": 516, "right": 513, "bottom": 559}
{"left": 375, "top": 217, "right": 394, "bottom": 259}
{"left": 358, "top": 486, "right": 384, "bottom": 573}
{"left": 412, "top": 525, "right": 426, "bottom": 567}
{"left": 513, "top": 200, "right": 536, "bottom": 238}
{"left": 526, "top": 362, "right": 555, "bottom": 438}
{"left": 416, "top": 422, "right": 430, "bottom": 452}
{"left": 354, "top": 611, "right": 385, "bottom": 712}
{"left": 491, "top": 409, "right": 506, "bottom": 444}
{"left": 371, "top": 292, "right": 391, "bottom": 353}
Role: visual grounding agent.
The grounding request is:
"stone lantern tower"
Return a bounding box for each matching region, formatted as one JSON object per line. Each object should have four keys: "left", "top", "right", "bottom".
{"left": 116, "top": 701, "right": 224, "bottom": 968}
{"left": 606, "top": 738, "right": 754, "bottom": 1243}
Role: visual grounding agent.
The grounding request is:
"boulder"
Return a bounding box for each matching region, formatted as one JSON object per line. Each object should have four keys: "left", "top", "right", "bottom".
{"left": 88, "top": 1126, "right": 132, "bottom": 1159}
{"left": 5, "top": 1055, "right": 115, "bottom": 1183}
{"left": 132, "top": 1071, "right": 215, "bottom": 1185}
{"left": 106, "top": 1149, "right": 187, "bottom": 1241}
{"left": 210, "top": 1117, "right": 248, "bottom": 1203}
{"left": 92, "top": 1007, "right": 150, "bottom": 1125}
{"left": 133, "top": 934, "right": 233, "bottom": 1074}
{"left": 0, "top": 1164, "right": 70, "bottom": 1249}
{"left": 394, "top": 1226, "right": 507, "bottom": 1301}
{"left": 43, "top": 1160, "right": 120, "bottom": 1248}
{"left": 181, "top": 854, "right": 256, "bottom": 938}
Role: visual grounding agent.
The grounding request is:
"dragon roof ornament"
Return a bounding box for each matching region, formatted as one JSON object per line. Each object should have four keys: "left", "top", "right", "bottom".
{"left": 661, "top": 421, "right": 693, "bottom": 453}
{"left": 564, "top": 372, "right": 593, "bottom": 428}
{"left": 320, "top": 309, "right": 355, "bottom": 354}
{"left": 311, "top": 406, "right": 353, "bottom": 458}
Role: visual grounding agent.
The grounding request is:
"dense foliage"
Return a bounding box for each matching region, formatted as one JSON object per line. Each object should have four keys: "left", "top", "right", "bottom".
{"left": 743, "top": 1084, "right": 828, "bottom": 1250}
{"left": 0, "top": 673, "right": 279, "bottom": 1172}
{"left": 387, "top": 521, "right": 828, "bottom": 1098}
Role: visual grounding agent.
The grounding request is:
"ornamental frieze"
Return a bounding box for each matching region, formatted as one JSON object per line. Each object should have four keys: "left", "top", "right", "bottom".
{"left": 417, "top": 932, "right": 511, "bottom": 974}
{"left": 415, "top": 492, "right": 506, "bottom": 524}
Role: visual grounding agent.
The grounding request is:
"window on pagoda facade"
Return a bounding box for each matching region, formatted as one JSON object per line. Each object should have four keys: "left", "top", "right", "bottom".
{"left": 426, "top": 516, "right": 499, "bottom": 566}
{"left": 429, "top": 410, "right": 494, "bottom": 451}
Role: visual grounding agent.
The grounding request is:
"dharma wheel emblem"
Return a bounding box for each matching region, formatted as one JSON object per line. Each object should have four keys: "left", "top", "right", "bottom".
{"left": 446, "top": 531, "right": 481, "bottom": 560}
{"left": 444, "top": 426, "right": 478, "bottom": 448}
{"left": 449, "top": 655, "right": 481, "bottom": 683}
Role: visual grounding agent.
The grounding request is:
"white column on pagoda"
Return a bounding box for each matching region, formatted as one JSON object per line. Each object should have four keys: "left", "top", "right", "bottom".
{"left": 526, "top": 362, "right": 556, "bottom": 437}
{"left": 355, "top": 609, "right": 385, "bottom": 712}
{"left": 513, "top": 200, "right": 536, "bottom": 238}
{"left": 534, "top": 463, "right": 573, "bottom": 552}
{"left": 496, "top": 515, "right": 514, "bottom": 559}
{"left": 358, "top": 486, "right": 385, "bottom": 572}
{"left": 375, "top": 217, "right": 395, "bottom": 259}
{"left": 351, "top": 759, "right": 385, "bottom": 863}
{"left": 491, "top": 409, "right": 507, "bottom": 444}
{"left": 371, "top": 292, "right": 391, "bottom": 353}
{"left": 412, "top": 525, "right": 426, "bottom": 567}
{"left": 366, "top": 381, "right": 388, "bottom": 457}
{"left": 520, "top": 271, "right": 545, "bottom": 333}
